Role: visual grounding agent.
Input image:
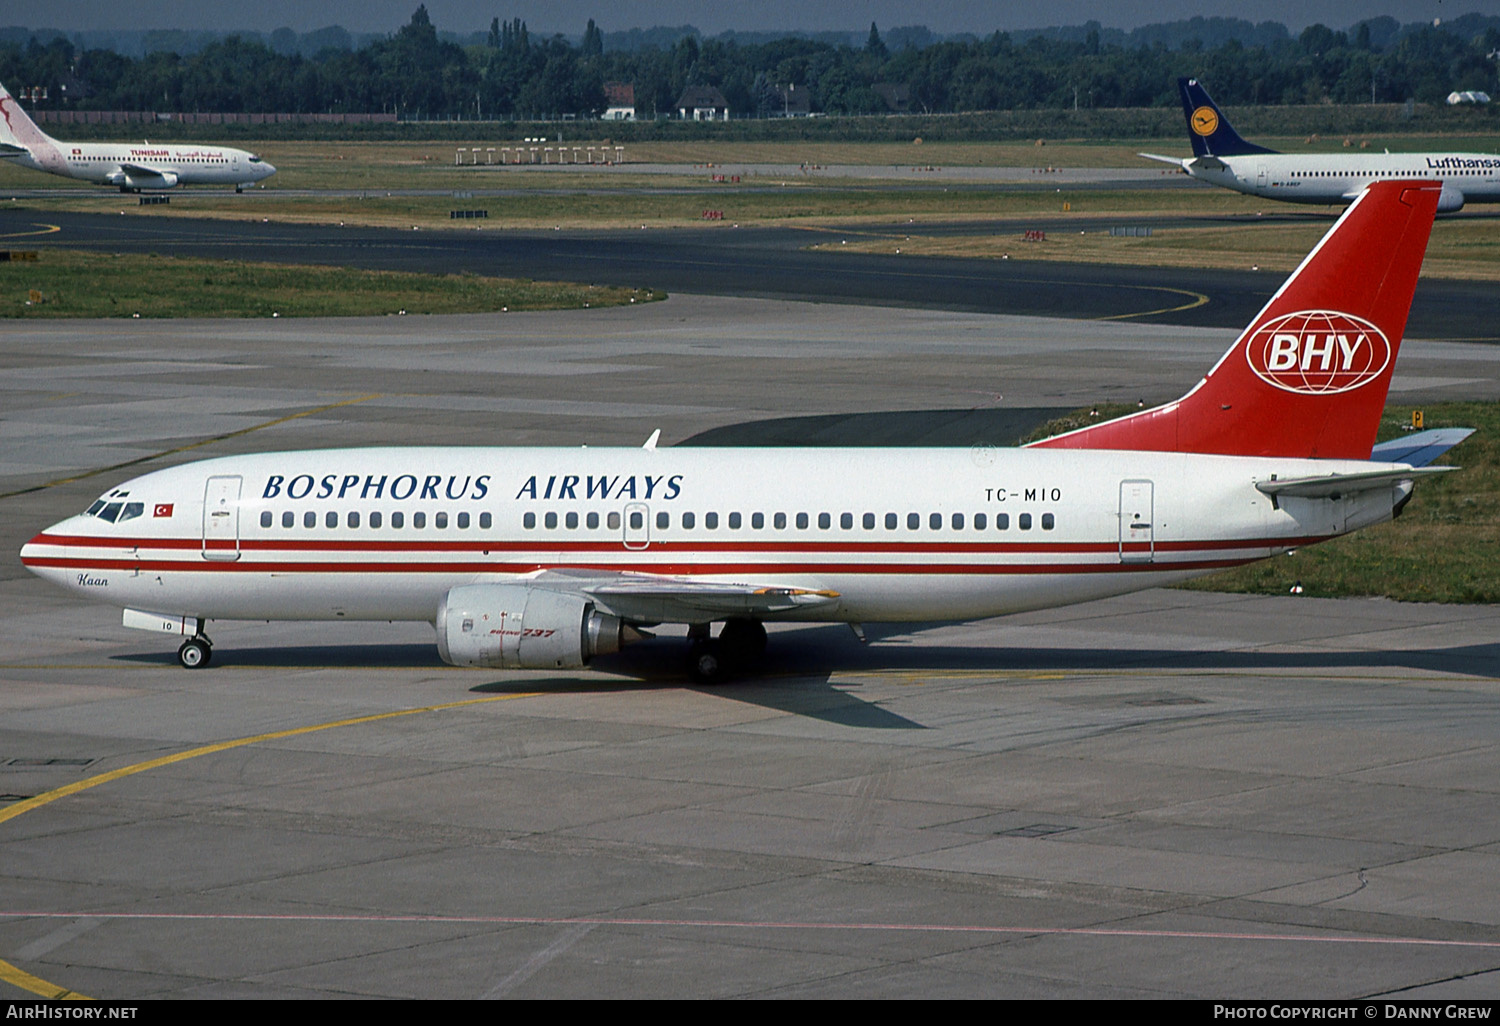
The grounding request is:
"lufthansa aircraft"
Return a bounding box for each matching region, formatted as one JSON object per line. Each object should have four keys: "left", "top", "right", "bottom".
{"left": 1142, "top": 77, "right": 1500, "bottom": 212}
{"left": 0, "top": 82, "right": 276, "bottom": 192}
{"left": 20, "top": 181, "right": 1470, "bottom": 680}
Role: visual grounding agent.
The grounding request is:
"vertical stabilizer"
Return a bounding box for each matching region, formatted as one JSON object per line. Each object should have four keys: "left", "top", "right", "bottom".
{"left": 1178, "top": 77, "right": 1277, "bottom": 158}
{"left": 1031, "top": 180, "right": 1441, "bottom": 460}
{"left": 0, "top": 81, "right": 66, "bottom": 175}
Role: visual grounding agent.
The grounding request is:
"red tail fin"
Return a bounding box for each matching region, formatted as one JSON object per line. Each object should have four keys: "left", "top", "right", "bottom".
{"left": 1031, "top": 180, "right": 1440, "bottom": 459}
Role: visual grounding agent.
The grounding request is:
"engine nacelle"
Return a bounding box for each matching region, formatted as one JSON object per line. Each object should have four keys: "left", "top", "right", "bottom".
{"left": 435, "top": 584, "right": 629, "bottom": 669}
{"left": 107, "top": 170, "right": 179, "bottom": 191}
{"left": 1436, "top": 186, "right": 1466, "bottom": 213}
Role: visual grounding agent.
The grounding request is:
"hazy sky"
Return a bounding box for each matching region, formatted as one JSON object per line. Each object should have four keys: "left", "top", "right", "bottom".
{"left": 7, "top": 0, "right": 1498, "bottom": 35}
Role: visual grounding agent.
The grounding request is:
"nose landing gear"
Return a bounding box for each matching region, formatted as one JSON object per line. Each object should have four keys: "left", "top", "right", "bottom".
{"left": 177, "top": 636, "right": 213, "bottom": 669}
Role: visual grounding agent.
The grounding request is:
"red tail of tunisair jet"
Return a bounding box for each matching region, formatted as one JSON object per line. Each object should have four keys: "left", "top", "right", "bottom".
{"left": 1030, "top": 180, "right": 1441, "bottom": 460}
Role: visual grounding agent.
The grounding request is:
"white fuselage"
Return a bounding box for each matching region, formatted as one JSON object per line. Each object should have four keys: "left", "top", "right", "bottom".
{"left": 10, "top": 139, "right": 275, "bottom": 190}
{"left": 21, "top": 446, "right": 1410, "bottom": 627}
{"left": 1185, "top": 151, "right": 1500, "bottom": 208}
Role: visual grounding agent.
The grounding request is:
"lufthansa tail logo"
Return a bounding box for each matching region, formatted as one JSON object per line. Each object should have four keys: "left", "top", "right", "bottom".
{"left": 1190, "top": 106, "right": 1219, "bottom": 136}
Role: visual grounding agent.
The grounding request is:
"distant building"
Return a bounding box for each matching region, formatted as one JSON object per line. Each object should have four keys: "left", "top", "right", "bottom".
{"left": 603, "top": 82, "right": 636, "bottom": 121}
{"left": 676, "top": 84, "right": 729, "bottom": 121}
{"left": 872, "top": 82, "right": 912, "bottom": 114}
{"left": 773, "top": 83, "right": 812, "bottom": 117}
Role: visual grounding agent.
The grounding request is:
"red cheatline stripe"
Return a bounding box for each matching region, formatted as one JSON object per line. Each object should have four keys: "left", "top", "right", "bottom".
{"left": 20, "top": 556, "right": 1258, "bottom": 576}
{"left": 26, "top": 532, "right": 1330, "bottom": 555}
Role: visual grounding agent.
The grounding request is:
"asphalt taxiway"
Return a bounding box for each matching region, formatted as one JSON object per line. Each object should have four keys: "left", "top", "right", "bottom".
{"left": 1, "top": 297, "right": 1497, "bottom": 998}
{"left": 5, "top": 208, "right": 1499, "bottom": 339}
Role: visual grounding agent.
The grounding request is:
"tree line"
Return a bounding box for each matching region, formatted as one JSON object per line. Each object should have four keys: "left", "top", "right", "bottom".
{"left": 2, "top": 5, "right": 1499, "bottom": 120}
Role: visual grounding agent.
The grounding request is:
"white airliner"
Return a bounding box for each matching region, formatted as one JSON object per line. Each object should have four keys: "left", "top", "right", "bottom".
{"left": 20, "top": 180, "right": 1470, "bottom": 679}
{"left": 1143, "top": 77, "right": 1500, "bottom": 212}
{"left": 0, "top": 82, "right": 275, "bottom": 192}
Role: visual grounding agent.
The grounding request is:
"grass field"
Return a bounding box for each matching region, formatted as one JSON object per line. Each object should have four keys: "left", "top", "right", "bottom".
{"left": 0, "top": 250, "right": 660, "bottom": 318}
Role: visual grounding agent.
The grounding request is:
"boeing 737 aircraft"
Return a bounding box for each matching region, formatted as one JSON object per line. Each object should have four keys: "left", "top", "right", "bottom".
{"left": 0, "top": 82, "right": 275, "bottom": 192}
{"left": 1142, "top": 77, "right": 1500, "bottom": 212}
{"left": 20, "top": 181, "right": 1470, "bottom": 680}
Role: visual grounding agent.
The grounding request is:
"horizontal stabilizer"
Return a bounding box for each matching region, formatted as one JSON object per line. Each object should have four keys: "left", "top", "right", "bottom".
{"left": 1139, "top": 152, "right": 1187, "bottom": 168}
{"left": 1369, "top": 428, "right": 1474, "bottom": 467}
{"left": 0, "top": 142, "right": 28, "bottom": 158}
{"left": 1255, "top": 466, "right": 1454, "bottom": 499}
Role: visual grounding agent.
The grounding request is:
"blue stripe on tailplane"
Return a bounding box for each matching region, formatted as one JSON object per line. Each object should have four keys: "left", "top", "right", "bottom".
{"left": 1369, "top": 428, "right": 1475, "bottom": 467}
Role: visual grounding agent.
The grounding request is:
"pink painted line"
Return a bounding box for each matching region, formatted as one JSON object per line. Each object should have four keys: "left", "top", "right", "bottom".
{"left": 2, "top": 910, "right": 1495, "bottom": 949}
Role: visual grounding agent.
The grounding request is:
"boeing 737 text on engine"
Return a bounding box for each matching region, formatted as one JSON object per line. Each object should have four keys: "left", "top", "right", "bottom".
{"left": 19, "top": 181, "right": 1470, "bottom": 680}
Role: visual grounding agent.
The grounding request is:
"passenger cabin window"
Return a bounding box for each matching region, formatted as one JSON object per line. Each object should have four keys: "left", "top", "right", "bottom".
{"left": 261, "top": 511, "right": 273, "bottom": 528}
{"left": 282, "top": 511, "right": 294, "bottom": 528}
{"left": 393, "top": 512, "right": 405, "bottom": 529}
{"left": 325, "top": 511, "right": 338, "bottom": 529}
{"left": 413, "top": 512, "right": 426, "bottom": 529}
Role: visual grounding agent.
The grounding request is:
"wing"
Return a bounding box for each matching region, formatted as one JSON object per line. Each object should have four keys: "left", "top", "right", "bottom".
{"left": 0, "top": 142, "right": 29, "bottom": 159}
{"left": 529, "top": 568, "right": 839, "bottom": 623}
{"left": 120, "top": 161, "right": 168, "bottom": 176}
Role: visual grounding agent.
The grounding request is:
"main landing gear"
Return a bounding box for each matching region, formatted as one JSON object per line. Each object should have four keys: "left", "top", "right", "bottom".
{"left": 687, "top": 619, "right": 768, "bottom": 684}
{"left": 177, "top": 635, "right": 213, "bottom": 669}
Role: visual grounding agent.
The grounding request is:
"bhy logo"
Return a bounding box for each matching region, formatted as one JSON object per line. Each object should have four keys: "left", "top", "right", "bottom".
{"left": 1243, "top": 310, "right": 1391, "bottom": 395}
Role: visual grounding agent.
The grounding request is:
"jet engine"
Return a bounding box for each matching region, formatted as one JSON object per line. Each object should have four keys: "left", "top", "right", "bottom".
{"left": 106, "top": 170, "right": 179, "bottom": 191}
{"left": 435, "top": 584, "right": 641, "bottom": 668}
{"left": 1436, "top": 186, "right": 1465, "bottom": 213}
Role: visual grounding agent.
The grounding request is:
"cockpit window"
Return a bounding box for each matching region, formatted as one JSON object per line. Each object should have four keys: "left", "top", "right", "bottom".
{"left": 86, "top": 496, "right": 143, "bottom": 523}
{"left": 248, "top": 155, "right": 262, "bottom": 163}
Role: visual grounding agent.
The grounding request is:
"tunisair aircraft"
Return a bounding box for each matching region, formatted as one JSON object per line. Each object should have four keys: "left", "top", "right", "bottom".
{"left": 20, "top": 180, "right": 1471, "bottom": 680}
{"left": 0, "top": 82, "right": 275, "bottom": 192}
{"left": 1142, "top": 77, "right": 1500, "bottom": 213}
